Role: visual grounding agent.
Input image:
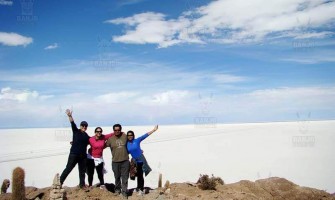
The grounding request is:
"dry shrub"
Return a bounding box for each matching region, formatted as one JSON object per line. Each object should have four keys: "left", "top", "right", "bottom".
{"left": 212, "top": 176, "right": 224, "bottom": 185}
{"left": 197, "top": 174, "right": 224, "bottom": 190}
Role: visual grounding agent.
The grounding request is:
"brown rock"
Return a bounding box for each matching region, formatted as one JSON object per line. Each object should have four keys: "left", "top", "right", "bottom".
{"left": 25, "top": 187, "right": 46, "bottom": 200}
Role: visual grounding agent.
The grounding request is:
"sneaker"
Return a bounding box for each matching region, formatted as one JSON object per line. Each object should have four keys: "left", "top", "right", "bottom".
{"left": 79, "top": 185, "right": 90, "bottom": 192}
{"left": 137, "top": 190, "right": 144, "bottom": 196}
{"left": 99, "top": 185, "right": 107, "bottom": 190}
{"left": 113, "top": 190, "right": 121, "bottom": 196}
{"left": 121, "top": 193, "right": 128, "bottom": 199}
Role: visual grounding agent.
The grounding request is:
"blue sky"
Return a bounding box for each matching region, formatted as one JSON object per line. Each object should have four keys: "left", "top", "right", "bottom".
{"left": 0, "top": 0, "right": 335, "bottom": 128}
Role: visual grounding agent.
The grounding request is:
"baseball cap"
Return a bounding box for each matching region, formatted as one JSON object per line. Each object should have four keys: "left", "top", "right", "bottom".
{"left": 80, "top": 121, "right": 88, "bottom": 126}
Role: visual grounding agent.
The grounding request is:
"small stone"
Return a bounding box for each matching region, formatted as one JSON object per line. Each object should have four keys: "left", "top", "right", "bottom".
{"left": 185, "top": 182, "right": 196, "bottom": 187}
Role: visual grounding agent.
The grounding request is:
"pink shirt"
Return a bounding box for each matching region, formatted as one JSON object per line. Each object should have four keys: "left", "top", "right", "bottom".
{"left": 89, "top": 133, "right": 114, "bottom": 158}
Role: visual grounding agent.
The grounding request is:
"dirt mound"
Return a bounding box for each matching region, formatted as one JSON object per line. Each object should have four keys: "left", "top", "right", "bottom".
{"left": 0, "top": 177, "right": 334, "bottom": 200}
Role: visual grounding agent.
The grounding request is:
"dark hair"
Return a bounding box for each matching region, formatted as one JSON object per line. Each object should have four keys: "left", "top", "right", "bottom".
{"left": 95, "top": 127, "right": 103, "bottom": 133}
{"left": 113, "top": 124, "right": 122, "bottom": 131}
{"left": 127, "top": 130, "right": 135, "bottom": 142}
{"left": 127, "top": 130, "right": 134, "bottom": 136}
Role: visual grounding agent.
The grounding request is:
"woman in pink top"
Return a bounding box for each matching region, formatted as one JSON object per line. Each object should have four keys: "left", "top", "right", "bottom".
{"left": 87, "top": 127, "right": 113, "bottom": 188}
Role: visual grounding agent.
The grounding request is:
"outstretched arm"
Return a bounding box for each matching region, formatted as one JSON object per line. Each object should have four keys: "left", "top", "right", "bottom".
{"left": 147, "top": 125, "right": 158, "bottom": 136}
{"left": 65, "top": 109, "right": 74, "bottom": 122}
{"left": 138, "top": 125, "right": 158, "bottom": 142}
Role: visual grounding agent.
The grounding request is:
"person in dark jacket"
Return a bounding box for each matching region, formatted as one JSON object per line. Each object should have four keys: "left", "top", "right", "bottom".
{"left": 60, "top": 109, "right": 90, "bottom": 189}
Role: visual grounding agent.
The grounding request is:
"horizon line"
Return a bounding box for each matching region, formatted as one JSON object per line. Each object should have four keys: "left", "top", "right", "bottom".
{"left": 0, "top": 118, "right": 334, "bottom": 130}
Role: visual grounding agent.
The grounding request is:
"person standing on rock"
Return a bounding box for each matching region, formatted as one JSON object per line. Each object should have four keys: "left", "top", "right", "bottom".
{"left": 105, "top": 124, "right": 129, "bottom": 199}
{"left": 60, "top": 109, "right": 90, "bottom": 189}
{"left": 126, "top": 125, "right": 158, "bottom": 196}
{"left": 87, "top": 127, "right": 114, "bottom": 188}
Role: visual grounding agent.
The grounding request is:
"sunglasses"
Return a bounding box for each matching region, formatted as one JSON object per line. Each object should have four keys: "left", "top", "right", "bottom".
{"left": 96, "top": 131, "right": 102, "bottom": 133}
{"left": 127, "top": 135, "right": 134, "bottom": 137}
{"left": 81, "top": 125, "right": 88, "bottom": 127}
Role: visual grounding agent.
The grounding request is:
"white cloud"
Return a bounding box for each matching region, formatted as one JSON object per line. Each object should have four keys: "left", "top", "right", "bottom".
{"left": 0, "top": 60, "right": 247, "bottom": 92}
{"left": 0, "top": 0, "right": 12, "bottom": 5}
{"left": 189, "top": 0, "right": 335, "bottom": 43}
{"left": 222, "top": 86, "right": 335, "bottom": 114}
{"left": 39, "top": 95, "right": 54, "bottom": 100}
{"left": 281, "top": 49, "right": 335, "bottom": 64}
{"left": 0, "top": 87, "right": 53, "bottom": 102}
{"left": 106, "top": 12, "right": 192, "bottom": 48}
{"left": 212, "top": 74, "right": 246, "bottom": 84}
{"left": 293, "top": 31, "right": 333, "bottom": 39}
{"left": 0, "top": 84, "right": 334, "bottom": 128}
{"left": 148, "top": 90, "right": 191, "bottom": 104}
{"left": 0, "top": 87, "right": 38, "bottom": 102}
{"left": 94, "top": 90, "right": 192, "bottom": 108}
{"left": 44, "top": 43, "right": 59, "bottom": 50}
{"left": 0, "top": 32, "right": 33, "bottom": 47}
{"left": 95, "top": 92, "right": 138, "bottom": 103}
{"left": 117, "top": 0, "right": 147, "bottom": 7}
{"left": 84, "top": 86, "right": 335, "bottom": 123}
{"left": 105, "top": 0, "right": 335, "bottom": 47}
{"left": 248, "top": 87, "right": 335, "bottom": 101}
{"left": 106, "top": 12, "right": 165, "bottom": 26}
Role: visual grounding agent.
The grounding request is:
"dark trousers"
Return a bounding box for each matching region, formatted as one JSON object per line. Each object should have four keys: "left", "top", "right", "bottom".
{"left": 60, "top": 154, "right": 87, "bottom": 187}
{"left": 112, "top": 160, "right": 130, "bottom": 195}
{"left": 87, "top": 158, "right": 104, "bottom": 186}
{"left": 136, "top": 162, "right": 144, "bottom": 191}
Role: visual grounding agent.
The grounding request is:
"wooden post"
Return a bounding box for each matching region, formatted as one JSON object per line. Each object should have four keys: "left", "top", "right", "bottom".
{"left": 158, "top": 173, "right": 162, "bottom": 188}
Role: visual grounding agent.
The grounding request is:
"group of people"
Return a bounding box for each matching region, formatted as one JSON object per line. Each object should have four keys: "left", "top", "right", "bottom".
{"left": 59, "top": 109, "right": 158, "bottom": 199}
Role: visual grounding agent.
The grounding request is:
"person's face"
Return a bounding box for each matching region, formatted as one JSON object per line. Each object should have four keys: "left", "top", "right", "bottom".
{"left": 127, "top": 133, "right": 134, "bottom": 141}
{"left": 114, "top": 127, "right": 121, "bottom": 136}
{"left": 80, "top": 124, "right": 88, "bottom": 132}
{"left": 95, "top": 129, "right": 102, "bottom": 138}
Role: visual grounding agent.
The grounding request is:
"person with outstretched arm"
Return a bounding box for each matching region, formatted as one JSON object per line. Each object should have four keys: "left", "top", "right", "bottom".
{"left": 60, "top": 109, "right": 90, "bottom": 189}
{"left": 87, "top": 127, "right": 114, "bottom": 189}
{"left": 126, "top": 125, "right": 158, "bottom": 196}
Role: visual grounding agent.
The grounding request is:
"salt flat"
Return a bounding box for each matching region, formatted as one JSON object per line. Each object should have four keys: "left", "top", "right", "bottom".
{"left": 0, "top": 120, "right": 334, "bottom": 193}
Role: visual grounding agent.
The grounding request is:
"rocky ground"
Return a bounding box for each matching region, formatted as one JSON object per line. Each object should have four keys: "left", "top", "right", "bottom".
{"left": 1, "top": 177, "right": 334, "bottom": 200}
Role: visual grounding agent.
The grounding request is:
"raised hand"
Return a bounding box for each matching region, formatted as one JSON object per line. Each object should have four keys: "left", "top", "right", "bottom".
{"left": 65, "top": 109, "right": 72, "bottom": 117}
{"left": 65, "top": 109, "right": 74, "bottom": 122}
{"left": 153, "top": 125, "right": 158, "bottom": 132}
{"left": 148, "top": 125, "right": 159, "bottom": 135}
